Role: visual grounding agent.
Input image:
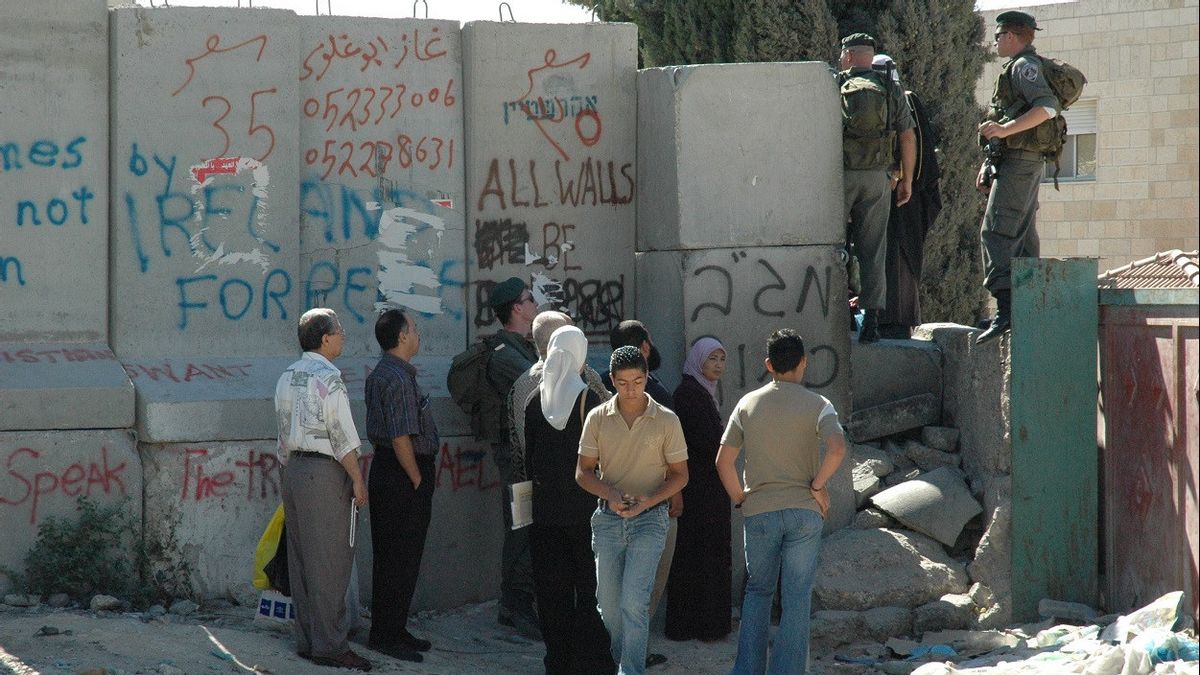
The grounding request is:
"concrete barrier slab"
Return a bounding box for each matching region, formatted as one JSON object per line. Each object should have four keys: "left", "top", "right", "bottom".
{"left": 846, "top": 392, "right": 941, "bottom": 443}
{"left": 871, "top": 466, "right": 983, "bottom": 547}
{"left": 110, "top": 7, "right": 301, "bottom": 359}
{"left": 0, "top": 430, "right": 141, "bottom": 588}
{"left": 637, "top": 63, "right": 842, "bottom": 251}
{"left": 297, "top": 17, "right": 466, "bottom": 363}
{"left": 0, "top": 345, "right": 133, "bottom": 431}
{"left": 850, "top": 338, "right": 943, "bottom": 412}
{"left": 141, "top": 435, "right": 501, "bottom": 610}
{"left": 464, "top": 22, "right": 637, "bottom": 351}
{"left": 637, "top": 245, "right": 853, "bottom": 528}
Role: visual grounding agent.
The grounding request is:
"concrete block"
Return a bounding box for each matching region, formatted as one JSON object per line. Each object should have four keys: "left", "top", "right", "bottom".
{"left": 637, "top": 62, "right": 842, "bottom": 251}
{"left": 968, "top": 477, "right": 1012, "bottom": 609}
{"left": 904, "top": 440, "right": 961, "bottom": 472}
{"left": 811, "top": 610, "right": 864, "bottom": 647}
{"left": 0, "top": 0, "right": 110, "bottom": 342}
{"left": 139, "top": 435, "right": 502, "bottom": 610}
{"left": 0, "top": 430, "right": 141, "bottom": 586}
{"left": 845, "top": 393, "right": 941, "bottom": 443}
{"left": 110, "top": 7, "right": 301, "bottom": 358}
{"left": 853, "top": 466, "right": 882, "bottom": 509}
{"left": 850, "top": 339, "right": 943, "bottom": 413}
{"left": 863, "top": 606, "right": 914, "bottom": 641}
{"left": 884, "top": 467, "right": 921, "bottom": 487}
{"left": 913, "top": 593, "right": 976, "bottom": 634}
{"left": 921, "top": 426, "right": 960, "bottom": 453}
{"left": 871, "top": 467, "right": 983, "bottom": 547}
{"left": 0, "top": 345, "right": 133, "bottom": 431}
{"left": 912, "top": 324, "right": 1010, "bottom": 482}
{"left": 853, "top": 508, "right": 895, "bottom": 529}
{"left": 851, "top": 442, "right": 894, "bottom": 477}
{"left": 464, "top": 22, "right": 637, "bottom": 350}
{"left": 815, "top": 528, "right": 969, "bottom": 611}
{"left": 636, "top": 245, "right": 853, "bottom": 528}
{"left": 297, "top": 17, "right": 467, "bottom": 360}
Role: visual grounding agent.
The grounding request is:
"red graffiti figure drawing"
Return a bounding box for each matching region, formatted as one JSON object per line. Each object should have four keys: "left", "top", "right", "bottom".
{"left": 514, "top": 50, "right": 597, "bottom": 162}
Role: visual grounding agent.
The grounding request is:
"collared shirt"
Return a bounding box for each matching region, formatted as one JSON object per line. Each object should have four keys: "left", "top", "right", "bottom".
{"left": 721, "top": 380, "right": 843, "bottom": 517}
{"left": 601, "top": 370, "right": 673, "bottom": 408}
{"left": 509, "top": 361, "right": 611, "bottom": 482}
{"left": 579, "top": 394, "right": 688, "bottom": 498}
{"left": 365, "top": 353, "right": 439, "bottom": 457}
{"left": 1004, "top": 46, "right": 1059, "bottom": 119}
{"left": 275, "top": 352, "right": 361, "bottom": 463}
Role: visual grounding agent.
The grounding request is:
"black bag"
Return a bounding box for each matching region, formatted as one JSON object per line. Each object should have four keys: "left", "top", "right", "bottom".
{"left": 263, "top": 523, "right": 290, "bottom": 596}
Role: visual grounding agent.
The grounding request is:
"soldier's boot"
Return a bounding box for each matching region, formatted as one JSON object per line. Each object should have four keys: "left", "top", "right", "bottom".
{"left": 859, "top": 309, "right": 881, "bottom": 344}
{"left": 976, "top": 290, "right": 1011, "bottom": 344}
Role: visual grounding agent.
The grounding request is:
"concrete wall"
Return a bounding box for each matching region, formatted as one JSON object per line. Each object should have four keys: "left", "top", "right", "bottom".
{"left": 0, "top": 0, "right": 133, "bottom": 431}
{"left": 0, "top": 431, "right": 141, "bottom": 588}
{"left": 463, "top": 22, "right": 638, "bottom": 353}
{"left": 975, "top": 0, "right": 1200, "bottom": 272}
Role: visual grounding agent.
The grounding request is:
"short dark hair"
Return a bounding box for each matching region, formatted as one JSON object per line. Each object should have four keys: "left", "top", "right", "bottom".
{"left": 766, "top": 329, "right": 806, "bottom": 374}
{"left": 495, "top": 298, "right": 517, "bottom": 325}
{"left": 298, "top": 308, "right": 339, "bottom": 352}
{"left": 609, "top": 345, "right": 647, "bottom": 375}
{"left": 609, "top": 320, "right": 649, "bottom": 350}
{"left": 375, "top": 308, "right": 409, "bottom": 351}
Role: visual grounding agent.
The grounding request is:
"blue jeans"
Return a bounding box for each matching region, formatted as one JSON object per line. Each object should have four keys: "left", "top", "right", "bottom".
{"left": 732, "top": 508, "right": 824, "bottom": 675}
{"left": 591, "top": 504, "right": 669, "bottom": 675}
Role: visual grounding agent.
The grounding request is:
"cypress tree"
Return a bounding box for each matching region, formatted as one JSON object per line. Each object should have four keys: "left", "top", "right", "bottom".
{"left": 576, "top": 0, "right": 990, "bottom": 324}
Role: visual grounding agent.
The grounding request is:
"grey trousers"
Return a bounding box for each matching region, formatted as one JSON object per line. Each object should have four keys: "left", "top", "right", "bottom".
{"left": 981, "top": 157, "right": 1042, "bottom": 295}
{"left": 648, "top": 515, "right": 678, "bottom": 621}
{"left": 282, "top": 455, "right": 354, "bottom": 659}
{"left": 844, "top": 169, "right": 891, "bottom": 310}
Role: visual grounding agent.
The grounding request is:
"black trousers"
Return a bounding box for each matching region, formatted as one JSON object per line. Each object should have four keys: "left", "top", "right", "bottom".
{"left": 368, "top": 450, "right": 435, "bottom": 645}
{"left": 529, "top": 522, "right": 615, "bottom": 675}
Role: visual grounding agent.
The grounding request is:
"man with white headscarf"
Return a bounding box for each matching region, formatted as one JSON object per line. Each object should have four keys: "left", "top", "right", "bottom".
{"left": 522, "top": 326, "right": 615, "bottom": 675}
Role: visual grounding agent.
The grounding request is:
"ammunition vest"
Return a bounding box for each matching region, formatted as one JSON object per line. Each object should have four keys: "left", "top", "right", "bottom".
{"left": 987, "top": 51, "right": 1065, "bottom": 156}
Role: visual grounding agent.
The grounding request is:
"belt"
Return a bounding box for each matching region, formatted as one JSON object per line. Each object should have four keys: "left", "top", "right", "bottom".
{"left": 597, "top": 500, "right": 668, "bottom": 515}
{"left": 291, "top": 450, "right": 335, "bottom": 461}
{"left": 1000, "top": 149, "right": 1044, "bottom": 163}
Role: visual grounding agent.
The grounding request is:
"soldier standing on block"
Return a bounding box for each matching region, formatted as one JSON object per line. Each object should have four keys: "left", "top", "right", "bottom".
{"left": 976, "top": 11, "right": 1060, "bottom": 343}
{"left": 838, "top": 33, "right": 916, "bottom": 344}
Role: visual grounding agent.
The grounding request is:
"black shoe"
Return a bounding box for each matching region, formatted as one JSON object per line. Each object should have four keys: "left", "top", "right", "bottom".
{"left": 498, "top": 606, "right": 542, "bottom": 640}
{"left": 368, "top": 641, "right": 423, "bottom": 663}
{"left": 975, "top": 315, "right": 1010, "bottom": 344}
{"left": 646, "top": 653, "right": 668, "bottom": 668}
{"left": 398, "top": 629, "right": 431, "bottom": 652}
{"left": 858, "top": 309, "right": 880, "bottom": 344}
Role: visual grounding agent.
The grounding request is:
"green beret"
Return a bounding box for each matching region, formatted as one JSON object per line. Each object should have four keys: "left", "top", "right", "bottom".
{"left": 840, "top": 33, "right": 877, "bottom": 49}
{"left": 488, "top": 276, "right": 525, "bottom": 308}
{"left": 996, "top": 10, "right": 1040, "bottom": 30}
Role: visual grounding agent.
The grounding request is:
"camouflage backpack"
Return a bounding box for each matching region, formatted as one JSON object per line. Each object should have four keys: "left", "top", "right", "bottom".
{"left": 840, "top": 69, "right": 895, "bottom": 171}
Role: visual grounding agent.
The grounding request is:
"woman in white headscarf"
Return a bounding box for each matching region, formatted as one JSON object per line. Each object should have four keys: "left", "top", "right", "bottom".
{"left": 665, "top": 337, "right": 732, "bottom": 642}
{"left": 523, "top": 325, "right": 615, "bottom": 675}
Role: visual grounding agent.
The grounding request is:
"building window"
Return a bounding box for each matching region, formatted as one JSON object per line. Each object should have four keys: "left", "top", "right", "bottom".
{"left": 1044, "top": 99, "right": 1097, "bottom": 182}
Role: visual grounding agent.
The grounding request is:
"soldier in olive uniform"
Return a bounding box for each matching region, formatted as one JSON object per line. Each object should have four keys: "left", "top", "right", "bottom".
{"left": 838, "top": 33, "right": 916, "bottom": 343}
{"left": 975, "top": 11, "right": 1060, "bottom": 343}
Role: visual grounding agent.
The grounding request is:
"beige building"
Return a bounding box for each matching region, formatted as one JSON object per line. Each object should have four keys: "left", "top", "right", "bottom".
{"left": 975, "top": 0, "right": 1199, "bottom": 272}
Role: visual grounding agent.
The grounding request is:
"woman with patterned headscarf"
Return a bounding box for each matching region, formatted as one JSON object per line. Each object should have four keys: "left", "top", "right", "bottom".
{"left": 665, "top": 337, "right": 732, "bottom": 642}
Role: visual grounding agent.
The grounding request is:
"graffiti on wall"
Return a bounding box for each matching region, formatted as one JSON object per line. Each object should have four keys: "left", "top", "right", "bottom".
{"left": 0, "top": 445, "right": 129, "bottom": 525}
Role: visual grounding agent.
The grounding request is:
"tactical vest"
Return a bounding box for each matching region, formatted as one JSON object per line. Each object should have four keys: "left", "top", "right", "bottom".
{"left": 840, "top": 69, "right": 895, "bottom": 171}
{"left": 987, "top": 51, "right": 1064, "bottom": 155}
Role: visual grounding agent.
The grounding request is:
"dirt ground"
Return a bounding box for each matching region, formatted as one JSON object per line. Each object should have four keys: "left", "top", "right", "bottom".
{"left": 0, "top": 600, "right": 754, "bottom": 674}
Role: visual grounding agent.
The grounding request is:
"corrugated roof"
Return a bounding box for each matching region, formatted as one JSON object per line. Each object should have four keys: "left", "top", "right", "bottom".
{"left": 1098, "top": 250, "right": 1200, "bottom": 289}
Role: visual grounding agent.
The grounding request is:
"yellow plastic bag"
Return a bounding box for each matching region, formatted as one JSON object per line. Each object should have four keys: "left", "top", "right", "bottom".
{"left": 252, "top": 504, "right": 285, "bottom": 591}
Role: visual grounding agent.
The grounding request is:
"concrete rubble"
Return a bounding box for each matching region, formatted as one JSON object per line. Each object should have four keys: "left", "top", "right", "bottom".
{"left": 814, "top": 528, "right": 970, "bottom": 611}
{"left": 845, "top": 393, "right": 941, "bottom": 443}
{"left": 870, "top": 466, "right": 983, "bottom": 547}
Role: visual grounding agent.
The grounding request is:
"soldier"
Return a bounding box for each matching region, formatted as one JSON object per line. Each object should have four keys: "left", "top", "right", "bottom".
{"left": 838, "top": 33, "right": 916, "bottom": 343}
{"left": 975, "top": 11, "right": 1060, "bottom": 343}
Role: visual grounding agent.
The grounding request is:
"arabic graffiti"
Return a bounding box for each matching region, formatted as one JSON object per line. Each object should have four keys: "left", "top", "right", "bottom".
{"left": 300, "top": 28, "right": 448, "bottom": 82}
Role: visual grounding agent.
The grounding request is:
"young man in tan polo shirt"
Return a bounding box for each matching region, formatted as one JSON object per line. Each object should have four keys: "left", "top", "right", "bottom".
{"left": 576, "top": 346, "right": 689, "bottom": 675}
{"left": 716, "top": 329, "right": 847, "bottom": 675}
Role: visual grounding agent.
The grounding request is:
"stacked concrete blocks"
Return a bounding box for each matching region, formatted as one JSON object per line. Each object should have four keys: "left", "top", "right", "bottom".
{"left": 0, "top": 0, "right": 138, "bottom": 592}
{"left": 463, "top": 21, "right": 638, "bottom": 355}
